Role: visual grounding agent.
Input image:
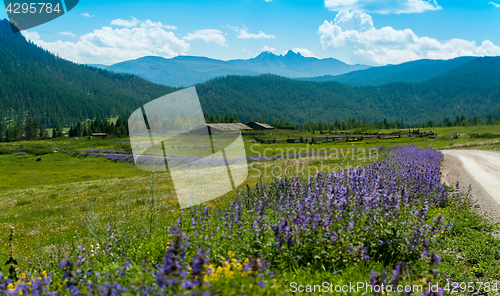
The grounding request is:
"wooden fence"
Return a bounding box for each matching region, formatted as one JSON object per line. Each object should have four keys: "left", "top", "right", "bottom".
{"left": 255, "top": 130, "right": 437, "bottom": 144}
{"left": 470, "top": 133, "right": 500, "bottom": 139}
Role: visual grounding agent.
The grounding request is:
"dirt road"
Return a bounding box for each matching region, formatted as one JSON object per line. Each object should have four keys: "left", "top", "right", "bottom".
{"left": 442, "top": 150, "right": 500, "bottom": 226}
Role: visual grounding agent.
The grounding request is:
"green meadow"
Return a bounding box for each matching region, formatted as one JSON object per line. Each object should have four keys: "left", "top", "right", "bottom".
{"left": 0, "top": 124, "right": 499, "bottom": 295}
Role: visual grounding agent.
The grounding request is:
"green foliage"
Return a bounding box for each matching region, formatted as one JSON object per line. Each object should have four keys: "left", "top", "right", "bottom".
{"left": 2, "top": 19, "right": 500, "bottom": 131}
{"left": 17, "top": 143, "right": 52, "bottom": 155}
{"left": 0, "top": 19, "right": 175, "bottom": 127}
{"left": 441, "top": 207, "right": 500, "bottom": 281}
{"left": 0, "top": 142, "right": 51, "bottom": 155}
{"left": 1, "top": 135, "right": 500, "bottom": 294}
{"left": 300, "top": 56, "right": 476, "bottom": 86}
{"left": 196, "top": 72, "right": 500, "bottom": 126}
{"left": 24, "top": 116, "right": 36, "bottom": 140}
{"left": 204, "top": 113, "right": 241, "bottom": 124}
{"left": 52, "top": 124, "right": 64, "bottom": 138}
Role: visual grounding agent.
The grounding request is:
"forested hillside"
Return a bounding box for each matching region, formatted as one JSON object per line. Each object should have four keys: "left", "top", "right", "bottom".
{"left": 298, "top": 56, "right": 476, "bottom": 86}
{"left": 0, "top": 19, "right": 175, "bottom": 127}
{"left": 423, "top": 56, "right": 500, "bottom": 87}
{"left": 1, "top": 17, "right": 500, "bottom": 127}
{"left": 197, "top": 71, "right": 500, "bottom": 124}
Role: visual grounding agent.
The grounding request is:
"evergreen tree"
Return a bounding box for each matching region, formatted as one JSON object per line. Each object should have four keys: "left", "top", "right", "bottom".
{"left": 39, "top": 123, "right": 45, "bottom": 139}
{"left": 83, "top": 123, "right": 89, "bottom": 137}
{"left": 0, "top": 122, "right": 5, "bottom": 142}
{"left": 116, "top": 125, "right": 127, "bottom": 137}
{"left": 56, "top": 124, "right": 64, "bottom": 137}
{"left": 10, "top": 124, "right": 23, "bottom": 141}
{"left": 487, "top": 115, "right": 493, "bottom": 125}
{"left": 75, "top": 121, "right": 83, "bottom": 137}
{"left": 24, "top": 116, "right": 37, "bottom": 140}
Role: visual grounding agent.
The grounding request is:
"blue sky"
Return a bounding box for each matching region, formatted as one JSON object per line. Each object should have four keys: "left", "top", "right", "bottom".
{"left": 2, "top": 0, "right": 500, "bottom": 66}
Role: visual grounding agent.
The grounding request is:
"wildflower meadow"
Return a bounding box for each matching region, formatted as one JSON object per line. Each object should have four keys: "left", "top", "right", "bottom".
{"left": 1, "top": 135, "right": 500, "bottom": 295}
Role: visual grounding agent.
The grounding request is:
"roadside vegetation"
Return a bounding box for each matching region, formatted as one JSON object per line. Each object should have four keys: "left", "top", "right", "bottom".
{"left": 0, "top": 125, "right": 499, "bottom": 295}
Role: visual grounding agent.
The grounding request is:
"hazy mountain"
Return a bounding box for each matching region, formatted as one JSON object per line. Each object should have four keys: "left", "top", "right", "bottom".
{"left": 227, "top": 50, "right": 369, "bottom": 78}
{"left": 196, "top": 64, "right": 500, "bottom": 124}
{"left": 103, "top": 50, "right": 369, "bottom": 87}
{"left": 105, "top": 56, "right": 261, "bottom": 88}
{"left": 298, "top": 56, "right": 477, "bottom": 86}
{"left": 422, "top": 56, "right": 500, "bottom": 87}
{"left": 2, "top": 17, "right": 500, "bottom": 128}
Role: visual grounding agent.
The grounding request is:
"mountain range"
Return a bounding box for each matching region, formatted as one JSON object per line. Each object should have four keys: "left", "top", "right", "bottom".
{"left": 97, "top": 49, "right": 491, "bottom": 90}
{"left": 1, "top": 18, "right": 500, "bottom": 127}
{"left": 297, "top": 56, "right": 478, "bottom": 86}
{"left": 196, "top": 57, "right": 500, "bottom": 124}
{"left": 98, "top": 51, "right": 369, "bottom": 87}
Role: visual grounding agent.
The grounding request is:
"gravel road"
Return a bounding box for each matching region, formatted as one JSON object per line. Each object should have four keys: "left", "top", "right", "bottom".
{"left": 441, "top": 150, "right": 500, "bottom": 230}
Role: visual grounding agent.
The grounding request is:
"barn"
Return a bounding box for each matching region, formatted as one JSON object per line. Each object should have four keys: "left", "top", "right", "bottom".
{"left": 189, "top": 123, "right": 252, "bottom": 135}
{"left": 246, "top": 121, "right": 275, "bottom": 130}
{"left": 91, "top": 133, "right": 108, "bottom": 138}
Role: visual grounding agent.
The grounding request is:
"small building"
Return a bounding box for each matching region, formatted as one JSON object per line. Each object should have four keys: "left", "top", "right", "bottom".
{"left": 91, "top": 133, "right": 108, "bottom": 138}
{"left": 246, "top": 121, "right": 275, "bottom": 130}
{"left": 190, "top": 123, "right": 252, "bottom": 135}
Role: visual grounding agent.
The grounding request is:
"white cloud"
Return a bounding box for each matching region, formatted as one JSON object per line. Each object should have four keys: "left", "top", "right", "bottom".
{"left": 81, "top": 12, "right": 94, "bottom": 17}
{"left": 164, "top": 25, "right": 178, "bottom": 30}
{"left": 318, "top": 10, "right": 500, "bottom": 65}
{"left": 333, "top": 10, "right": 373, "bottom": 31}
{"left": 264, "top": 0, "right": 272, "bottom": 2}
{"left": 57, "top": 31, "right": 76, "bottom": 37}
{"left": 292, "top": 48, "right": 316, "bottom": 57}
{"left": 237, "top": 28, "right": 276, "bottom": 39}
{"left": 183, "top": 29, "right": 228, "bottom": 47}
{"left": 490, "top": 1, "right": 500, "bottom": 8}
{"left": 110, "top": 17, "right": 176, "bottom": 30}
{"left": 21, "top": 31, "right": 40, "bottom": 41}
{"left": 138, "top": 20, "right": 177, "bottom": 30}
{"left": 22, "top": 26, "right": 189, "bottom": 65}
{"left": 226, "top": 25, "right": 239, "bottom": 32}
{"left": 140, "top": 20, "right": 164, "bottom": 29}
{"left": 324, "top": 0, "right": 441, "bottom": 14}
{"left": 241, "top": 46, "right": 253, "bottom": 55}
{"left": 111, "top": 16, "right": 139, "bottom": 28}
{"left": 260, "top": 45, "right": 276, "bottom": 52}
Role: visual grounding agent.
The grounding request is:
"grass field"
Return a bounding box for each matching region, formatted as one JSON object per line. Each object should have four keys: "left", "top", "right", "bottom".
{"left": 0, "top": 125, "right": 499, "bottom": 295}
